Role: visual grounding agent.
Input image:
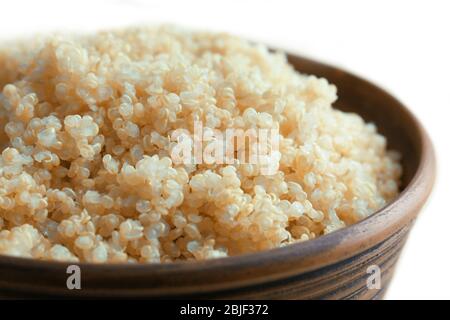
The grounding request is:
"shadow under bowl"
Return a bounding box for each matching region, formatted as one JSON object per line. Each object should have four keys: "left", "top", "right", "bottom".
{"left": 0, "top": 53, "right": 436, "bottom": 299}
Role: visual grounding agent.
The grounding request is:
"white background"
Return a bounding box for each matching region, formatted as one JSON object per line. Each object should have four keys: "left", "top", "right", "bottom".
{"left": 0, "top": 0, "right": 448, "bottom": 300}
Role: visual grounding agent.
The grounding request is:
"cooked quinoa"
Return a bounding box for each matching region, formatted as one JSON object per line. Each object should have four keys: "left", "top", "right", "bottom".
{"left": 0, "top": 26, "right": 401, "bottom": 263}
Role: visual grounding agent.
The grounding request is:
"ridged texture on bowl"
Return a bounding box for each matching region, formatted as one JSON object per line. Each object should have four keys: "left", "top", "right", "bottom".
{"left": 217, "top": 222, "right": 413, "bottom": 299}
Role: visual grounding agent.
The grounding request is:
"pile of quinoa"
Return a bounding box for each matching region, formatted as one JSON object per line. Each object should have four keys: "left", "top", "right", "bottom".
{"left": 0, "top": 26, "right": 401, "bottom": 263}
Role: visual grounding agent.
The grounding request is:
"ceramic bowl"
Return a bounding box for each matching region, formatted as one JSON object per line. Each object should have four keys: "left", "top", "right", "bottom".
{"left": 0, "top": 53, "right": 436, "bottom": 299}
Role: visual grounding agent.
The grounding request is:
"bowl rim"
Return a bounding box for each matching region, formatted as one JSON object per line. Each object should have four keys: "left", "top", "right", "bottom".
{"left": 0, "top": 53, "right": 436, "bottom": 286}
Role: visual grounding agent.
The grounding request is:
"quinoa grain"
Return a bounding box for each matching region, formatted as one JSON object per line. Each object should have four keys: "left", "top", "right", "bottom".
{"left": 0, "top": 26, "right": 401, "bottom": 263}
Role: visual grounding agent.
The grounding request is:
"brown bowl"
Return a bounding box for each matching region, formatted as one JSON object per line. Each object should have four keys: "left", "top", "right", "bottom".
{"left": 0, "top": 53, "right": 435, "bottom": 299}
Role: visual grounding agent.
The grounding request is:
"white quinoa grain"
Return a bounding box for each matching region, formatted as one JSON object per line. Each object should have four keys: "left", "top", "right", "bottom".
{"left": 0, "top": 26, "right": 402, "bottom": 263}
